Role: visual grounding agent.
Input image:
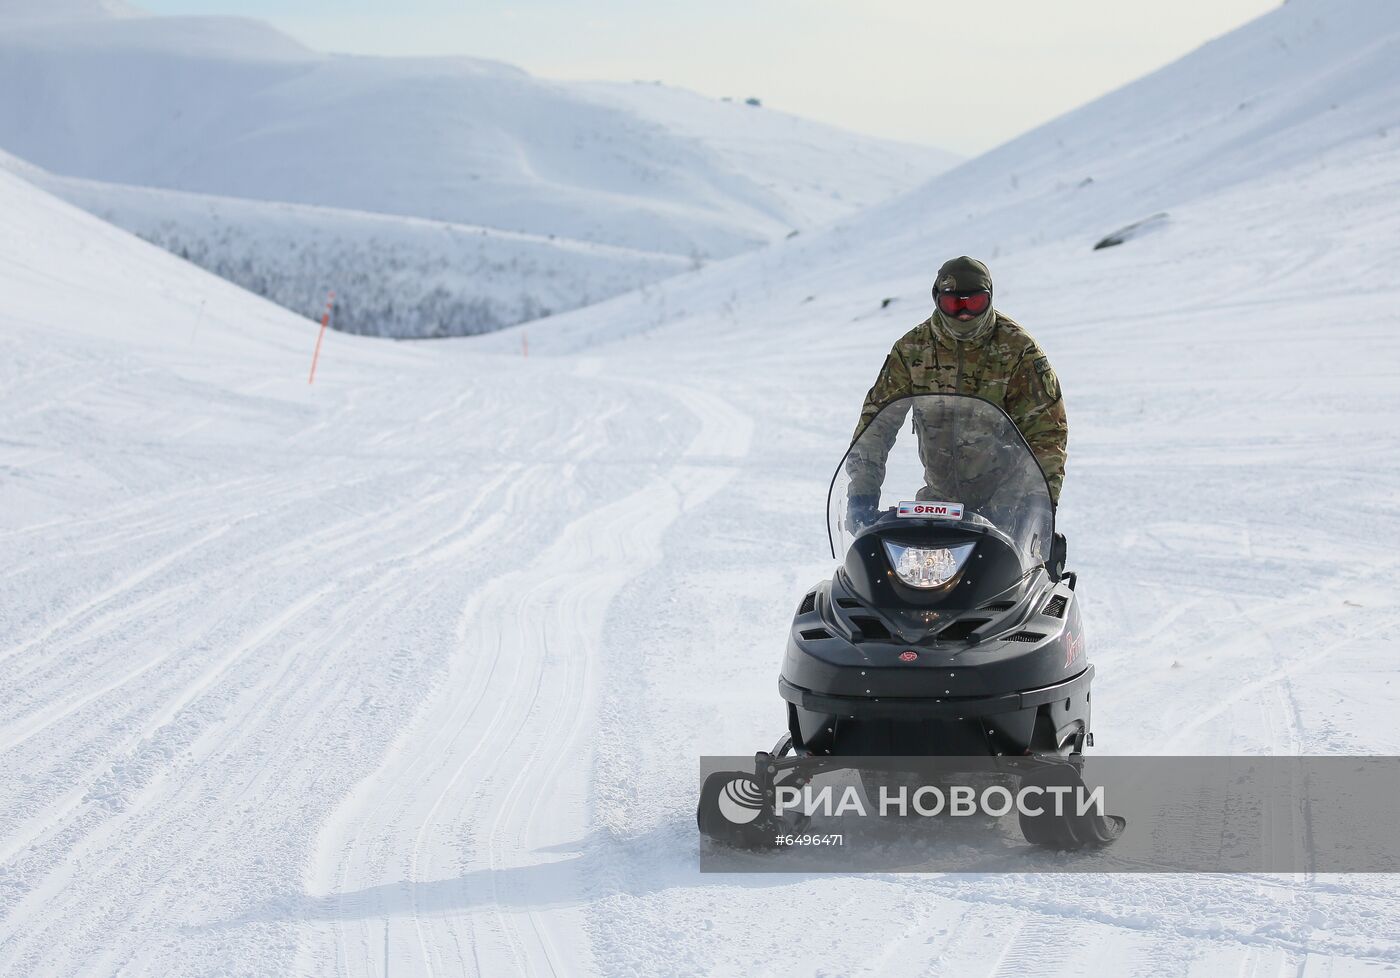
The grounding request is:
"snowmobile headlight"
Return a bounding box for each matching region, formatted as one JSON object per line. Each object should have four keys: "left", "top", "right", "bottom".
{"left": 882, "top": 541, "right": 975, "bottom": 589}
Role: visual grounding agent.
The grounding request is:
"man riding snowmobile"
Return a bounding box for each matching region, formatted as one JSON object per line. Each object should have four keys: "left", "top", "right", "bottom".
{"left": 694, "top": 261, "right": 1118, "bottom": 853}
{"left": 848, "top": 256, "right": 1067, "bottom": 530}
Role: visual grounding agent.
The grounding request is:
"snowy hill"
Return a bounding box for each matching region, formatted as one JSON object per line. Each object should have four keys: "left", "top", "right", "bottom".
{"left": 8, "top": 158, "right": 690, "bottom": 338}
{"left": 831, "top": 0, "right": 1400, "bottom": 261}
{"left": 0, "top": 162, "right": 317, "bottom": 359}
{"left": 0, "top": 5, "right": 955, "bottom": 335}
{"left": 576, "top": 80, "right": 935, "bottom": 231}
{"left": 4, "top": 0, "right": 1400, "bottom": 975}
{"left": 500, "top": 0, "right": 1400, "bottom": 355}
{"left": 0, "top": 9, "right": 955, "bottom": 260}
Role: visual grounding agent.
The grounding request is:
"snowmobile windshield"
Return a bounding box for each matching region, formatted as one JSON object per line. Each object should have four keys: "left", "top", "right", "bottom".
{"left": 826, "top": 394, "right": 1054, "bottom": 569}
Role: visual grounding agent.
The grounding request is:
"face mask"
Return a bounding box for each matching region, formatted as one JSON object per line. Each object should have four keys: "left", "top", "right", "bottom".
{"left": 935, "top": 305, "right": 996, "bottom": 343}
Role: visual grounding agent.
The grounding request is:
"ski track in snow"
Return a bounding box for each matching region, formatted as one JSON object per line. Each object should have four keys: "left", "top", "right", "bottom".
{"left": 0, "top": 313, "right": 762, "bottom": 976}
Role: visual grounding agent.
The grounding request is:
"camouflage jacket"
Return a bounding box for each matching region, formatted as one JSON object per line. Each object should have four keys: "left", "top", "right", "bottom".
{"left": 853, "top": 312, "right": 1068, "bottom": 504}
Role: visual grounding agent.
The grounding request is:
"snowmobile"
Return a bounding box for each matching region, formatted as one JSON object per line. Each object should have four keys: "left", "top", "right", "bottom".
{"left": 697, "top": 393, "right": 1124, "bottom": 851}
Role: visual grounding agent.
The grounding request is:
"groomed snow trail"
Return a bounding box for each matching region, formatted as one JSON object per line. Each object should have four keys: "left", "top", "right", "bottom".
{"left": 287, "top": 380, "right": 750, "bottom": 978}
{"left": 0, "top": 304, "right": 751, "bottom": 975}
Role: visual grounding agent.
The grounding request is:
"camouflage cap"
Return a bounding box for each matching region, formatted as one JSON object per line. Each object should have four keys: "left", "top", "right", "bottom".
{"left": 934, "top": 256, "right": 993, "bottom": 294}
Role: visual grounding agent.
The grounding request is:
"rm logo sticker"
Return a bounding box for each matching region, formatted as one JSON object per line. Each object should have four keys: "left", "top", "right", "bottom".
{"left": 896, "top": 501, "right": 964, "bottom": 520}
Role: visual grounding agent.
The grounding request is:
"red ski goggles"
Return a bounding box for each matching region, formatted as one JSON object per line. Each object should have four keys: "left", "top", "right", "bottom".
{"left": 935, "top": 289, "right": 992, "bottom": 317}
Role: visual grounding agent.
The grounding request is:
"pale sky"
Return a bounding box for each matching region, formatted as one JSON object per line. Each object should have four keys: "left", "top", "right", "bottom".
{"left": 137, "top": 0, "right": 1282, "bottom": 155}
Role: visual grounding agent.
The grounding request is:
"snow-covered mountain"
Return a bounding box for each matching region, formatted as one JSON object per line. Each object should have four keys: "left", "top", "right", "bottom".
{"left": 0, "top": 5, "right": 955, "bottom": 259}
{"left": 0, "top": 2, "right": 956, "bottom": 335}
{"left": 838, "top": 0, "right": 1400, "bottom": 263}
{"left": 506, "top": 0, "right": 1400, "bottom": 354}
{"left": 4, "top": 0, "right": 1399, "bottom": 975}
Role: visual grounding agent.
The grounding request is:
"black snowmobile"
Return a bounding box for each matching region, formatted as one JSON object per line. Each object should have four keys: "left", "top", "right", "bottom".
{"left": 697, "top": 393, "right": 1123, "bottom": 850}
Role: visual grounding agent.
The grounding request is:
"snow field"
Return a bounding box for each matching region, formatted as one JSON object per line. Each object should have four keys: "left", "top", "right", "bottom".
{"left": 4, "top": 0, "right": 1400, "bottom": 974}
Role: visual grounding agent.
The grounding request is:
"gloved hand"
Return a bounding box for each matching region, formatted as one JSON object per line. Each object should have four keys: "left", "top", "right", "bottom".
{"left": 845, "top": 494, "right": 880, "bottom": 534}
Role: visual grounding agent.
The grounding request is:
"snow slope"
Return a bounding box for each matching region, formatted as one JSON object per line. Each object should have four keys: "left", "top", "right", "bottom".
{"left": 4, "top": 0, "right": 1400, "bottom": 975}
{"left": 0, "top": 157, "right": 742, "bottom": 977}
{"left": 0, "top": 5, "right": 955, "bottom": 261}
{"left": 0, "top": 2, "right": 954, "bottom": 336}
{"left": 7, "top": 158, "right": 690, "bottom": 338}
{"left": 495, "top": 0, "right": 1400, "bottom": 356}
{"left": 577, "top": 80, "right": 936, "bottom": 230}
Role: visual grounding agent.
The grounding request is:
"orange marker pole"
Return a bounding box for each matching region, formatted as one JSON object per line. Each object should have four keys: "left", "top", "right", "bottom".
{"left": 308, "top": 290, "right": 335, "bottom": 385}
